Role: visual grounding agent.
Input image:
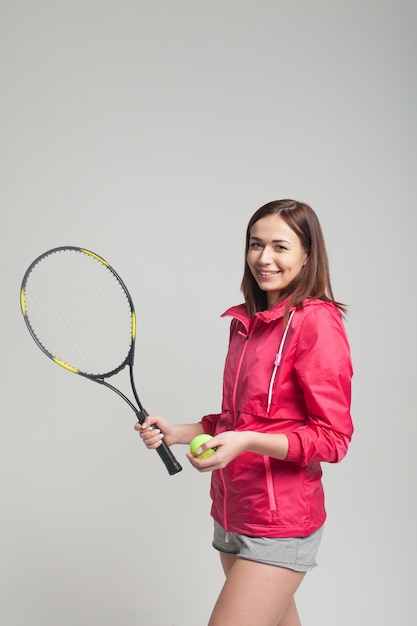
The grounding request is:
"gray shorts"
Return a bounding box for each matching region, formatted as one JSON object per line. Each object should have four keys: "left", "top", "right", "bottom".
{"left": 213, "top": 521, "right": 324, "bottom": 572}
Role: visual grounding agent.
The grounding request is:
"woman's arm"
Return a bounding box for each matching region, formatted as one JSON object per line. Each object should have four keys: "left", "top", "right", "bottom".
{"left": 187, "top": 430, "right": 289, "bottom": 472}
{"left": 288, "top": 304, "right": 354, "bottom": 466}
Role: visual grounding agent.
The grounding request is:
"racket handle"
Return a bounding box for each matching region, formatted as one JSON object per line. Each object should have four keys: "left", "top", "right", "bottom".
{"left": 156, "top": 439, "right": 183, "bottom": 475}
{"left": 137, "top": 408, "right": 183, "bottom": 476}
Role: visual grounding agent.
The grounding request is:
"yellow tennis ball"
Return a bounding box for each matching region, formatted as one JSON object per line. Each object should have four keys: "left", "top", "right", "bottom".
{"left": 190, "top": 434, "right": 215, "bottom": 458}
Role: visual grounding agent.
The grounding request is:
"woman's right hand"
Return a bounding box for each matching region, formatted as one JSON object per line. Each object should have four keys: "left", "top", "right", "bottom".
{"left": 134, "top": 415, "right": 176, "bottom": 449}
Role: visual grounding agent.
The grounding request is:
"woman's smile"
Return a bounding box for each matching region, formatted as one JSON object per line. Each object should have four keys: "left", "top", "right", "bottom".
{"left": 257, "top": 269, "right": 281, "bottom": 277}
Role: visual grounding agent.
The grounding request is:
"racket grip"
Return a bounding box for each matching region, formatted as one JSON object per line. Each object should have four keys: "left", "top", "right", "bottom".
{"left": 156, "top": 439, "right": 183, "bottom": 475}
{"left": 137, "top": 408, "right": 183, "bottom": 476}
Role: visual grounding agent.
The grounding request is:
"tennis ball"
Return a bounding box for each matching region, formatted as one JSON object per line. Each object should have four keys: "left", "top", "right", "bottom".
{"left": 190, "top": 434, "right": 215, "bottom": 458}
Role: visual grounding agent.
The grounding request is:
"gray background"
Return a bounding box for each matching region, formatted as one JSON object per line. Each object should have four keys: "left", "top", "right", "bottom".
{"left": 1, "top": 1, "right": 416, "bottom": 624}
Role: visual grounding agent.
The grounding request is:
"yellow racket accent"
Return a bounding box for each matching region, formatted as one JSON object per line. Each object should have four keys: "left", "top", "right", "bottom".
{"left": 132, "top": 311, "right": 136, "bottom": 341}
{"left": 80, "top": 249, "right": 109, "bottom": 266}
{"left": 20, "top": 288, "right": 27, "bottom": 315}
{"left": 53, "top": 358, "right": 79, "bottom": 373}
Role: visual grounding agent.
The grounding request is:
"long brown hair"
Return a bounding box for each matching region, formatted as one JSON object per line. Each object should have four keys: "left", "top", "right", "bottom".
{"left": 241, "top": 199, "right": 347, "bottom": 318}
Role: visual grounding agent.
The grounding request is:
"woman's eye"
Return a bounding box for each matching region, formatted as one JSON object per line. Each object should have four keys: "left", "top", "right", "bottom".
{"left": 250, "top": 242, "right": 263, "bottom": 249}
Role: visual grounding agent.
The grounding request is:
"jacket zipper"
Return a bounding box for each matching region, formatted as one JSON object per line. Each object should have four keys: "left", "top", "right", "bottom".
{"left": 222, "top": 330, "right": 249, "bottom": 531}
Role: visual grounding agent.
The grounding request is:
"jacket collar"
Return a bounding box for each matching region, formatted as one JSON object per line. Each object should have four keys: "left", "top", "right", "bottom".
{"left": 221, "top": 296, "right": 297, "bottom": 326}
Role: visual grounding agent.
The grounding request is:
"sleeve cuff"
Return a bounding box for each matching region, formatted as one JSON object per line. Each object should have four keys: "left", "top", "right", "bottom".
{"left": 285, "top": 432, "right": 303, "bottom": 463}
{"left": 200, "top": 413, "right": 219, "bottom": 436}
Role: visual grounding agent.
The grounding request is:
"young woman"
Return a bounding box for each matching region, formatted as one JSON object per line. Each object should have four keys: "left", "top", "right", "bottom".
{"left": 135, "top": 199, "right": 353, "bottom": 626}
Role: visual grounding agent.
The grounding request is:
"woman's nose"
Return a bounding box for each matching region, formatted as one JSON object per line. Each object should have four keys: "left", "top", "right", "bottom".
{"left": 259, "top": 246, "right": 273, "bottom": 263}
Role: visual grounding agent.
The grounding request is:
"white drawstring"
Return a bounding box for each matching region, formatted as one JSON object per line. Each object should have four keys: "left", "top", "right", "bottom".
{"left": 267, "top": 310, "right": 295, "bottom": 413}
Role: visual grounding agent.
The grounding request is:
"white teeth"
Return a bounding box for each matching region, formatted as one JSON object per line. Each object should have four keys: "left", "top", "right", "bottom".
{"left": 259, "top": 271, "right": 278, "bottom": 276}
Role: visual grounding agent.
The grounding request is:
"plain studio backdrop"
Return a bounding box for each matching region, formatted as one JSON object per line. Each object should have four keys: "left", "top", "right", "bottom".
{"left": 1, "top": 1, "right": 415, "bottom": 624}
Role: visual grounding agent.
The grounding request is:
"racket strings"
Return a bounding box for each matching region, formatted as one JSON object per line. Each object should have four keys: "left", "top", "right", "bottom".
{"left": 22, "top": 249, "right": 133, "bottom": 376}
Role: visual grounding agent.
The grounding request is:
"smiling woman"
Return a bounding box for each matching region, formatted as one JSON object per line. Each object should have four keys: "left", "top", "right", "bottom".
{"left": 247, "top": 214, "right": 309, "bottom": 310}
{"left": 136, "top": 198, "right": 353, "bottom": 626}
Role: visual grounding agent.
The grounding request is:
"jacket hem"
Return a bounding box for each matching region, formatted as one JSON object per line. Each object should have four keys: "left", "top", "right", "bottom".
{"left": 211, "top": 512, "right": 326, "bottom": 539}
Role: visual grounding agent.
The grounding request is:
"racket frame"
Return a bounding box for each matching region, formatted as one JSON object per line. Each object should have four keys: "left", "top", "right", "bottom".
{"left": 20, "top": 246, "right": 182, "bottom": 476}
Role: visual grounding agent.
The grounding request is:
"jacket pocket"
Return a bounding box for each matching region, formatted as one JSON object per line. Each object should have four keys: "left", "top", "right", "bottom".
{"left": 263, "top": 456, "right": 277, "bottom": 512}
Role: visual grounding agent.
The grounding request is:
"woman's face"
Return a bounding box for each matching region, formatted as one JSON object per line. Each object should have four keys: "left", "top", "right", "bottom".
{"left": 247, "top": 214, "right": 308, "bottom": 309}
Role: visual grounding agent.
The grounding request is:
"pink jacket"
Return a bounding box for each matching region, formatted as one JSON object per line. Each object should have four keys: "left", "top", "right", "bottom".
{"left": 200, "top": 298, "right": 353, "bottom": 538}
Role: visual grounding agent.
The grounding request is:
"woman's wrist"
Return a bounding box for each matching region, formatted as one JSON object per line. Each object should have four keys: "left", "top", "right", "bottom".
{"left": 173, "top": 423, "right": 205, "bottom": 446}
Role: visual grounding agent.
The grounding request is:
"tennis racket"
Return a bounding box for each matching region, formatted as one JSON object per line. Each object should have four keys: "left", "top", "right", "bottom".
{"left": 20, "top": 246, "right": 182, "bottom": 476}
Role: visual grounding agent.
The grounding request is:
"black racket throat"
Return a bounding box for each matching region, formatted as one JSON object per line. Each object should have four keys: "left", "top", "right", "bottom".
{"left": 96, "top": 378, "right": 182, "bottom": 476}
{"left": 79, "top": 372, "right": 182, "bottom": 476}
{"left": 94, "top": 376, "right": 148, "bottom": 424}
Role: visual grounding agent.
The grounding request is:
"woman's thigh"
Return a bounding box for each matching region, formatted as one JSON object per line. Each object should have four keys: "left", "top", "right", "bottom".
{"left": 220, "top": 551, "right": 238, "bottom": 576}
{"left": 209, "top": 556, "right": 305, "bottom": 626}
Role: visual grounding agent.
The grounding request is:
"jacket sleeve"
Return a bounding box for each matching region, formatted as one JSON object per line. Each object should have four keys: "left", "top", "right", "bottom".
{"left": 199, "top": 317, "right": 241, "bottom": 436}
{"left": 285, "top": 305, "right": 354, "bottom": 467}
{"left": 200, "top": 413, "right": 221, "bottom": 436}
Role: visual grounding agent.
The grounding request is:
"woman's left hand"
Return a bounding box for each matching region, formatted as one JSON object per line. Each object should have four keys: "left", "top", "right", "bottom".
{"left": 187, "top": 431, "right": 250, "bottom": 472}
